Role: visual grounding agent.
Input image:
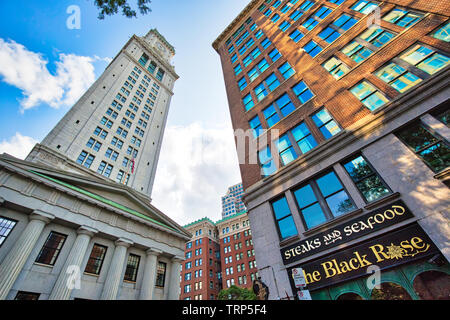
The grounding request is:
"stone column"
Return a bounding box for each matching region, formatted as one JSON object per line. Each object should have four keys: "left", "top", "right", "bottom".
{"left": 139, "top": 248, "right": 162, "bottom": 300}
{"left": 100, "top": 238, "right": 133, "bottom": 300}
{"left": 48, "top": 226, "right": 98, "bottom": 300}
{"left": 167, "top": 256, "right": 183, "bottom": 300}
{"left": 0, "top": 210, "right": 54, "bottom": 300}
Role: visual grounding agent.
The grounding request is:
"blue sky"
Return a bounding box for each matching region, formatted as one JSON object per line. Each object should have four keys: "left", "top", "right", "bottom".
{"left": 0, "top": 0, "right": 248, "bottom": 225}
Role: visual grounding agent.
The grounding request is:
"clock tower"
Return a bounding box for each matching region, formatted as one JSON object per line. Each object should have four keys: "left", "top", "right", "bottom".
{"left": 143, "top": 29, "right": 175, "bottom": 63}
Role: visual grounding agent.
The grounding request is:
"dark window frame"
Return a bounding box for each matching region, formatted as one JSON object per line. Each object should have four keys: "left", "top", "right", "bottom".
{"left": 0, "top": 216, "right": 18, "bottom": 248}
{"left": 35, "top": 231, "right": 67, "bottom": 266}
{"left": 123, "top": 253, "right": 141, "bottom": 283}
{"left": 292, "top": 169, "right": 357, "bottom": 230}
{"left": 341, "top": 152, "right": 393, "bottom": 203}
{"left": 84, "top": 243, "right": 108, "bottom": 275}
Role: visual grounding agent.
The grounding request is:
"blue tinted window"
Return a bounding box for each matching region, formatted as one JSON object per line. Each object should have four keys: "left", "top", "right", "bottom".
{"left": 269, "top": 48, "right": 281, "bottom": 62}
{"left": 263, "top": 104, "right": 280, "bottom": 127}
{"left": 292, "top": 81, "right": 314, "bottom": 104}
{"left": 291, "top": 122, "right": 317, "bottom": 154}
{"left": 276, "top": 93, "right": 295, "bottom": 117}
{"left": 271, "top": 197, "right": 298, "bottom": 239}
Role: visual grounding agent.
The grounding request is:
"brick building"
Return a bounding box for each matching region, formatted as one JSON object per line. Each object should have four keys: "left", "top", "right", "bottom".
{"left": 213, "top": 0, "right": 450, "bottom": 300}
{"left": 179, "top": 210, "right": 258, "bottom": 299}
{"left": 216, "top": 212, "right": 258, "bottom": 290}
{"left": 180, "top": 218, "right": 222, "bottom": 300}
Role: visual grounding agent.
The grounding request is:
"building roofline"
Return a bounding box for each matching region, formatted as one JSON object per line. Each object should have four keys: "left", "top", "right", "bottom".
{"left": 146, "top": 28, "right": 176, "bottom": 54}
{"left": 212, "top": 0, "right": 261, "bottom": 51}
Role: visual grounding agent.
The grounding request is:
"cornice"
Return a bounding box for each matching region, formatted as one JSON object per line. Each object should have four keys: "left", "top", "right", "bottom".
{"left": 212, "top": 0, "right": 262, "bottom": 51}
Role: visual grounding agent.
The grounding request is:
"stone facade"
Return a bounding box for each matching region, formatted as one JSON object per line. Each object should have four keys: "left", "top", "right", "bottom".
{"left": 0, "top": 154, "right": 190, "bottom": 300}
{"left": 27, "top": 29, "right": 178, "bottom": 198}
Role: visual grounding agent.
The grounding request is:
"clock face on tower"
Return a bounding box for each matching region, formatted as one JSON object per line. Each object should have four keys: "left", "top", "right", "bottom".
{"left": 156, "top": 42, "right": 166, "bottom": 53}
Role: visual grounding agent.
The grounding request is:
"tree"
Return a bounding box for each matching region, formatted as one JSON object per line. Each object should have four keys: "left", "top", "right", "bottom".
{"left": 218, "top": 285, "right": 257, "bottom": 300}
{"left": 93, "top": 0, "right": 152, "bottom": 19}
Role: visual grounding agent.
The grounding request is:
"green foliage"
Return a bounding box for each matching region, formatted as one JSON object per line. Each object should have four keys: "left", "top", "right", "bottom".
{"left": 218, "top": 285, "right": 257, "bottom": 300}
{"left": 93, "top": 0, "right": 152, "bottom": 19}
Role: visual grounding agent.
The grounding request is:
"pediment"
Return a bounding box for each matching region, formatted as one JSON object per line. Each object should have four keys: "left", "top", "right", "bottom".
{"left": 0, "top": 154, "right": 190, "bottom": 239}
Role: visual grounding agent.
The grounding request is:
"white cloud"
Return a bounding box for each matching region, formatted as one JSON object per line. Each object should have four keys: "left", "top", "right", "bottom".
{"left": 151, "top": 123, "right": 242, "bottom": 226}
{"left": 0, "top": 133, "right": 38, "bottom": 160}
{"left": 0, "top": 38, "right": 110, "bottom": 112}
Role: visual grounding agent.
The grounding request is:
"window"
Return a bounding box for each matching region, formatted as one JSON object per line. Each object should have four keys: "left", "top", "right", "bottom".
{"left": 238, "top": 38, "right": 255, "bottom": 56}
{"left": 124, "top": 254, "right": 140, "bottom": 282}
{"left": 346, "top": 153, "right": 391, "bottom": 202}
{"left": 254, "top": 82, "right": 268, "bottom": 102}
{"left": 342, "top": 27, "right": 396, "bottom": 63}
{"left": 77, "top": 151, "right": 95, "bottom": 168}
{"left": 156, "top": 262, "right": 167, "bottom": 287}
{"left": 35, "top": 231, "right": 67, "bottom": 266}
{"left": 248, "top": 59, "right": 269, "bottom": 82}
{"left": 231, "top": 53, "right": 238, "bottom": 64}
{"left": 396, "top": 123, "right": 450, "bottom": 173}
{"left": 238, "top": 77, "right": 247, "bottom": 91}
{"left": 277, "top": 93, "right": 296, "bottom": 117}
{"left": 243, "top": 93, "right": 254, "bottom": 111}
{"left": 289, "top": 0, "right": 314, "bottom": 21}
{"left": 291, "top": 122, "right": 318, "bottom": 154}
{"left": 279, "top": 21, "right": 291, "bottom": 32}
{"left": 271, "top": 13, "right": 280, "bottom": 23}
{"left": 312, "top": 108, "right": 342, "bottom": 139}
{"left": 268, "top": 48, "right": 281, "bottom": 62}
{"left": 234, "top": 64, "right": 242, "bottom": 76}
{"left": 278, "top": 62, "right": 295, "bottom": 79}
{"left": 265, "top": 73, "right": 280, "bottom": 92}
{"left": 302, "top": 5, "right": 332, "bottom": 30}
{"left": 400, "top": 44, "right": 450, "bottom": 76}
{"left": 84, "top": 244, "right": 107, "bottom": 275}
{"left": 293, "top": 171, "right": 356, "bottom": 229}
{"left": 303, "top": 40, "right": 322, "bottom": 57}
{"left": 322, "top": 56, "right": 350, "bottom": 79}
{"left": 138, "top": 54, "right": 148, "bottom": 67}
{"left": 243, "top": 47, "right": 261, "bottom": 67}
{"left": 432, "top": 22, "right": 450, "bottom": 42}
{"left": 318, "top": 14, "right": 358, "bottom": 43}
{"left": 350, "top": 81, "right": 389, "bottom": 111}
{"left": 271, "top": 196, "right": 298, "bottom": 240}
{"left": 249, "top": 116, "right": 263, "bottom": 138}
{"left": 329, "top": 0, "right": 345, "bottom": 4}
{"left": 350, "top": 0, "right": 378, "bottom": 14}
{"left": 289, "top": 29, "right": 304, "bottom": 42}
{"left": 261, "top": 37, "right": 272, "bottom": 49}
{"left": 263, "top": 104, "right": 280, "bottom": 128}
{"left": 258, "top": 145, "right": 277, "bottom": 176}
{"left": 156, "top": 68, "right": 165, "bottom": 81}
{"left": 374, "top": 63, "right": 422, "bottom": 93}
{"left": 383, "top": 7, "right": 424, "bottom": 28}
{"left": 277, "top": 134, "right": 297, "bottom": 166}
{"left": 15, "top": 291, "right": 40, "bottom": 300}
{"left": 292, "top": 81, "right": 314, "bottom": 104}
{"left": 0, "top": 216, "right": 17, "bottom": 247}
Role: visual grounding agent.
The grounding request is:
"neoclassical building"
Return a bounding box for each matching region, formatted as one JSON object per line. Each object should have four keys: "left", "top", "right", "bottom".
{"left": 0, "top": 29, "right": 191, "bottom": 300}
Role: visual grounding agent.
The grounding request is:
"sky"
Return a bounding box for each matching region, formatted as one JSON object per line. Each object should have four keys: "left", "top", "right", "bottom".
{"left": 0, "top": 0, "right": 249, "bottom": 226}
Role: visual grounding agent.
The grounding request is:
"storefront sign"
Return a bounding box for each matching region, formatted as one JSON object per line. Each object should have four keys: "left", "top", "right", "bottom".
{"left": 287, "top": 223, "right": 439, "bottom": 291}
{"left": 281, "top": 200, "right": 413, "bottom": 265}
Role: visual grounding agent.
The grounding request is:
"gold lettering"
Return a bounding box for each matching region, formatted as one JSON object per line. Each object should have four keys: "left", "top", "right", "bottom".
{"left": 339, "top": 261, "right": 352, "bottom": 273}
{"left": 411, "top": 237, "right": 425, "bottom": 250}
{"left": 369, "top": 244, "right": 389, "bottom": 262}
{"left": 321, "top": 261, "right": 337, "bottom": 279}
{"left": 349, "top": 257, "right": 360, "bottom": 270}
{"left": 355, "top": 251, "right": 372, "bottom": 267}
{"left": 392, "top": 205, "right": 405, "bottom": 215}
{"left": 384, "top": 209, "right": 395, "bottom": 220}
{"left": 374, "top": 213, "right": 385, "bottom": 224}
{"left": 304, "top": 270, "right": 321, "bottom": 284}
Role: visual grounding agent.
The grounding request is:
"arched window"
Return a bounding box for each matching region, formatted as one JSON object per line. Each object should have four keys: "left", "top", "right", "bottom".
{"left": 413, "top": 271, "right": 450, "bottom": 300}
{"left": 336, "top": 292, "right": 364, "bottom": 300}
{"left": 371, "top": 282, "right": 412, "bottom": 300}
